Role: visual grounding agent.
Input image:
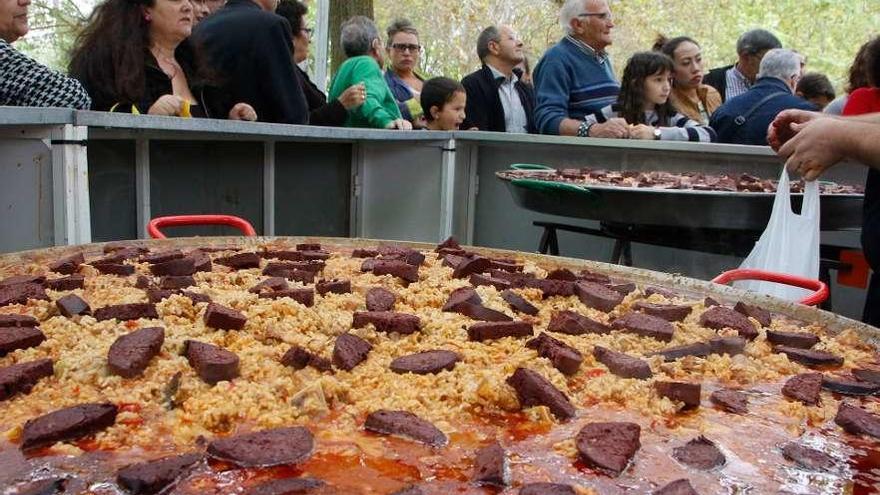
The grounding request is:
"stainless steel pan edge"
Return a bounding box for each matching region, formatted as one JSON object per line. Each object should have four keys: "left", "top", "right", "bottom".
{"left": 2, "top": 236, "right": 876, "bottom": 347}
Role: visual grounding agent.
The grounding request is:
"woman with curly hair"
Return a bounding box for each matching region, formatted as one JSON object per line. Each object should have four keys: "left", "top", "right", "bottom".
{"left": 68, "top": 0, "right": 255, "bottom": 119}
{"left": 825, "top": 37, "right": 878, "bottom": 115}
{"left": 580, "top": 51, "right": 716, "bottom": 142}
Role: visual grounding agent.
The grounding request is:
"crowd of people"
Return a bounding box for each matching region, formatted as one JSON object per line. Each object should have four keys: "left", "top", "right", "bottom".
{"left": 1, "top": 0, "right": 877, "bottom": 145}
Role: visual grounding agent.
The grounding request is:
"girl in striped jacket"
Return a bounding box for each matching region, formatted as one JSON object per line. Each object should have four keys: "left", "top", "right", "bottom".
{"left": 582, "top": 52, "right": 717, "bottom": 142}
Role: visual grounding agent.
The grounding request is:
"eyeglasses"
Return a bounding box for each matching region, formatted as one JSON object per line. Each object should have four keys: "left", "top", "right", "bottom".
{"left": 577, "top": 12, "right": 613, "bottom": 22}
{"left": 391, "top": 43, "right": 421, "bottom": 53}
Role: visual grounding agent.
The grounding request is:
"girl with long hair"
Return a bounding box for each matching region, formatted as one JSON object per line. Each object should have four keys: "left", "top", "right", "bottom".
{"left": 581, "top": 52, "right": 716, "bottom": 142}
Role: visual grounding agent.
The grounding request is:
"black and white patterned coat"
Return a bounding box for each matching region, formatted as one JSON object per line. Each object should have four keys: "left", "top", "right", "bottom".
{"left": 0, "top": 39, "right": 91, "bottom": 109}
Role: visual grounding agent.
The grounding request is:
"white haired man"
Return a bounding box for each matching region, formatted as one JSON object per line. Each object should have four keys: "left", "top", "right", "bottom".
{"left": 532, "top": 0, "right": 628, "bottom": 138}
{"left": 709, "top": 48, "right": 815, "bottom": 145}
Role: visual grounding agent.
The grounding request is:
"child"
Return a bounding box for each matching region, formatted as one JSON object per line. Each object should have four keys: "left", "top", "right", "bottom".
{"left": 582, "top": 52, "right": 717, "bottom": 142}
{"left": 420, "top": 77, "right": 467, "bottom": 131}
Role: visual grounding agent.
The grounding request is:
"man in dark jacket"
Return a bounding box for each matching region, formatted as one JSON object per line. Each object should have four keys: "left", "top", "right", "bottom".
{"left": 704, "top": 29, "right": 782, "bottom": 102}
{"left": 461, "top": 25, "right": 535, "bottom": 133}
{"left": 710, "top": 49, "right": 815, "bottom": 146}
{"left": 192, "top": 0, "right": 309, "bottom": 124}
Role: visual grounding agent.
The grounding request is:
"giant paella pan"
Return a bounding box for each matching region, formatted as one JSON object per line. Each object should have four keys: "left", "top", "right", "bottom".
{"left": 0, "top": 236, "right": 878, "bottom": 494}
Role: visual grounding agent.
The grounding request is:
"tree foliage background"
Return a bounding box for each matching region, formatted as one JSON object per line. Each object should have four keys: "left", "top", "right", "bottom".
{"left": 20, "top": 0, "right": 880, "bottom": 92}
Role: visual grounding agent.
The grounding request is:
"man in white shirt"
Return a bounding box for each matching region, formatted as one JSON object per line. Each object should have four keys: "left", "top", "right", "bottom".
{"left": 704, "top": 29, "right": 782, "bottom": 102}
{"left": 461, "top": 25, "right": 536, "bottom": 133}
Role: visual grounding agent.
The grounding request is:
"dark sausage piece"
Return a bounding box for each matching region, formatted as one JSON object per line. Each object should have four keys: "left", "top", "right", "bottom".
{"left": 699, "top": 306, "right": 757, "bottom": 340}
{"left": 46, "top": 274, "right": 85, "bottom": 291}
{"left": 365, "top": 287, "right": 396, "bottom": 312}
{"left": 93, "top": 303, "right": 158, "bottom": 322}
{"left": 822, "top": 376, "right": 880, "bottom": 396}
{"left": 671, "top": 436, "right": 725, "bottom": 470}
{"left": 734, "top": 302, "right": 772, "bottom": 327}
{"left": 471, "top": 441, "right": 509, "bottom": 487}
{"left": 575, "top": 422, "right": 641, "bottom": 475}
{"left": 0, "top": 283, "right": 49, "bottom": 307}
{"left": 766, "top": 330, "right": 820, "bottom": 349}
{"left": 149, "top": 258, "right": 196, "bottom": 277}
{"left": 139, "top": 250, "right": 184, "bottom": 265}
{"left": 452, "top": 303, "right": 512, "bottom": 322}
{"left": 48, "top": 253, "right": 85, "bottom": 275}
{"left": 452, "top": 257, "right": 491, "bottom": 279}
{"left": 574, "top": 281, "right": 623, "bottom": 313}
{"left": 20, "top": 402, "right": 118, "bottom": 451}
{"left": 506, "top": 368, "right": 576, "bottom": 420}
{"left": 781, "top": 442, "right": 837, "bottom": 472}
{"left": 259, "top": 289, "right": 314, "bottom": 307}
{"left": 611, "top": 313, "right": 674, "bottom": 342}
{"left": 249, "top": 277, "right": 289, "bottom": 294}
{"left": 332, "top": 333, "right": 372, "bottom": 371}
{"left": 364, "top": 410, "right": 447, "bottom": 447}
{"left": 0, "top": 358, "right": 53, "bottom": 401}
{"left": 467, "top": 321, "right": 533, "bottom": 342}
{"left": 372, "top": 260, "right": 419, "bottom": 283}
{"left": 707, "top": 336, "right": 747, "bottom": 356}
{"left": 593, "top": 346, "right": 652, "bottom": 380}
{"left": 280, "top": 346, "right": 331, "bottom": 372}
{"left": 203, "top": 303, "right": 247, "bottom": 330}
{"left": 835, "top": 402, "right": 880, "bottom": 438}
{"left": 206, "top": 426, "right": 314, "bottom": 467}
{"left": 56, "top": 294, "right": 91, "bottom": 317}
{"left": 709, "top": 389, "right": 749, "bottom": 414}
{"left": 107, "top": 327, "right": 164, "bottom": 378}
{"left": 782, "top": 373, "right": 822, "bottom": 406}
{"left": 352, "top": 311, "right": 421, "bottom": 335}
{"left": 500, "top": 290, "right": 539, "bottom": 316}
{"left": 159, "top": 276, "right": 195, "bottom": 290}
{"left": 653, "top": 479, "right": 699, "bottom": 495}
{"left": 215, "top": 252, "right": 261, "bottom": 270}
{"left": 632, "top": 302, "right": 692, "bottom": 322}
{"left": 523, "top": 278, "right": 575, "bottom": 299}
{"left": 116, "top": 453, "right": 203, "bottom": 495}
{"left": 442, "top": 287, "right": 482, "bottom": 312}
{"left": 316, "top": 279, "right": 351, "bottom": 296}
{"left": 469, "top": 273, "right": 512, "bottom": 291}
{"left": 853, "top": 368, "right": 880, "bottom": 384}
{"left": 655, "top": 381, "right": 701, "bottom": 410}
{"left": 774, "top": 346, "right": 843, "bottom": 368}
{"left": 92, "top": 263, "right": 135, "bottom": 276}
{"left": 184, "top": 340, "right": 240, "bottom": 385}
{"left": 0, "top": 314, "right": 38, "bottom": 327}
{"left": 519, "top": 484, "right": 576, "bottom": 495}
{"left": 651, "top": 342, "right": 711, "bottom": 362}
{"left": 547, "top": 310, "right": 610, "bottom": 335}
{"left": 526, "top": 333, "right": 583, "bottom": 376}
{"left": 0, "top": 327, "right": 46, "bottom": 356}
{"left": 390, "top": 350, "right": 461, "bottom": 375}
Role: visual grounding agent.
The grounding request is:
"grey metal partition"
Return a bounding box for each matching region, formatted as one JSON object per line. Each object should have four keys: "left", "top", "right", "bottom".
{"left": 0, "top": 109, "right": 870, "bottom": 318}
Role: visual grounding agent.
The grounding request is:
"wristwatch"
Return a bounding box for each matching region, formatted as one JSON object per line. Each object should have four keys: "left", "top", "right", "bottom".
{"left": 653, "top": 128, "right": 662, "bottom": 140}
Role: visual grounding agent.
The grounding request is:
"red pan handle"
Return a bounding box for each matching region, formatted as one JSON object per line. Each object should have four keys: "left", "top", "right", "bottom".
{"left": 147, "top": 215, "right": 257, "bottom": 239}
{"left": 711, "top": 269, "right": 829, "bottom": 306}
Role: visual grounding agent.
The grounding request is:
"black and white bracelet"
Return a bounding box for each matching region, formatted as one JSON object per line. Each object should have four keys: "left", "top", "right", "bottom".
{"left": 577, "top": 120, "right": 594, "bottom": 138}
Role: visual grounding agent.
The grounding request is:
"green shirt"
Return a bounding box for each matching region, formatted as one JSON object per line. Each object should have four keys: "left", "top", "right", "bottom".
{"left": 328, "top": 56, "right": 402, "bottom": 129}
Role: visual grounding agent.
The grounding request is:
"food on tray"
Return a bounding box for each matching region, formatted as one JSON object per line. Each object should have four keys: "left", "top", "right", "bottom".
{"left": 0, "top": 237, "right": 878, "bottom": 494}
{"left": 501, "top": 168, "right": 866, "bottom": 194}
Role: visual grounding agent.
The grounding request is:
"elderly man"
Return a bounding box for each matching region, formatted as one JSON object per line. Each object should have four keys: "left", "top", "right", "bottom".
{"left": 532, "top": 0, "right": 626, "bottom": 138}
{"left": 193, "top": 0, "right": 309, "bottom": 124}
{"left": 709, "top": 49, "right": 815, "bottom": 146}
{"left": 461, "top": 25, "right": 535, "bottom": 133}
{"left": 328, "top": 16, "right": 411, "bottom": 130}
{"left": 770, "top": 109, "right": 880, "bottom": 326}
{"left": 705, "top": 29, "right": 782, "bottom": 102}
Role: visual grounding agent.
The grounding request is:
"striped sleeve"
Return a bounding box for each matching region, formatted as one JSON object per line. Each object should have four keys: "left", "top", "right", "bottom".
{"left": 659, "top": 112, "right": 717, "bottom": 142}
{"left": 582, "top": 105, "right": 618, "bottom": 127}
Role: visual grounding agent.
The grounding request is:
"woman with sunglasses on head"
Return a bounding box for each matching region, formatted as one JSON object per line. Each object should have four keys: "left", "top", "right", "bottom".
{"left": 275, "top": 0, "right": 364, "bottom": 126}
{"left": 384, "top": 18, "right": 426, "bottom": 126}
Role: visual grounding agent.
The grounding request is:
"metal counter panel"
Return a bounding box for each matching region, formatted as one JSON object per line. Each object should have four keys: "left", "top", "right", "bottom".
{"left": 0, "top": 137, "right": 54, "bottom": 252}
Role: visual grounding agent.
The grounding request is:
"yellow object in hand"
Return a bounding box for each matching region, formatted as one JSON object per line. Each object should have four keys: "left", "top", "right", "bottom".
{"left": 180, "top": 100, "right": 192, "bottom": 118}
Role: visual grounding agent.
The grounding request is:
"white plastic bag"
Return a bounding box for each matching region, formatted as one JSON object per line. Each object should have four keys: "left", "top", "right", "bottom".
{"left": 735, "top": 168, "right": 820, "bottom": 301}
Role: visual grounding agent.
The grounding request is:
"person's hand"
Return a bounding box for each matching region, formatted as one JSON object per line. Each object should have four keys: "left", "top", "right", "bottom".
{"left": 386, "top": 119, "right": 413, "bottom": 130}
{"left": 778, "top": 117, "right": 846, "bottom": 181}
{"left": 338, "top": 83, "right": 366, "bottom": 110}
{"left": 228, "top": 102, "right": 257, "bottom": 121}
{"left": 629, "top": 124, "right": 656, "bottom": 140}
{"left": 148, "top": 95, "right": 185, "bottom": 116}
{"left": 588, "top": 118, "right": 629, "bottom": 139}
{"left": 767, "top": 109, "right": 824, "bottom": 151}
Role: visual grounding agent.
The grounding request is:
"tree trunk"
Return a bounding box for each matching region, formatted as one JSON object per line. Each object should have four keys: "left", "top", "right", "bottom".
{"left": 329, "top": 0, "right": 374, "bottom": 77}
